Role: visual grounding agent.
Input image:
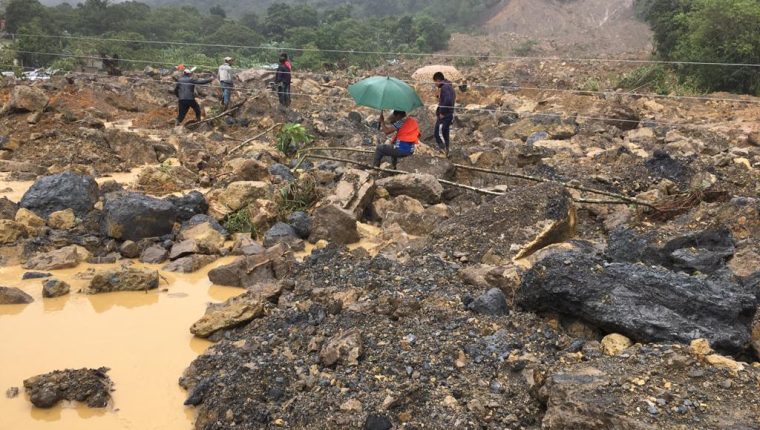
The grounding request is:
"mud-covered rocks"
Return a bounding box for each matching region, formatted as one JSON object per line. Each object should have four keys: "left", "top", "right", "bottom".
{"left": 208, "top": 245, "right": 293, "bottom": 288}
{"left": 23, "top": 368, "right": 112, "bottom": 408}
{"left": 517, "top": 244, "right": 757, "bottom": 352}
{"left": 2, "top": 85, "right": 49, "bottom": 114}
{"left": 0, "top": 219, "right": 27, "bottom": 244}
{"left": 163, "top": 255, "right": 218, "bottom": 273}
{"left": 102, "top": 192, "right": 178, "bottom": 241}
{"left": 23, "top": 245, "right": 88, "bottom": 270}
{"left": 19, "top": 172, "right": 99, "bottom": 218}
{"left": 428, "top": 182, "right": 576, "bottom": 264}
{"left": 42, "top": 279, "right": 71, "bottom": 298}
{"left": 216, "top": 181, "right": 270, "bottom": 213}
{"left": 15, "top": 208, "right": 46, "bottom": 236}
{"left": 190, "top": 292, "right": 264, "bottom": 338}
{"left": 309, "top": 204, "right": 360, "bottom": 245}
{"left": 0, "top": 197, "right": 18, "bottom": 220}
{"left": 47, "top": 208, "right": 76, "bottom": 230}
{"left": 0, "top": 286, "right": 34, "bottom": 304}
{"left": 86, "top": 267, "right": 159, "bottom": 293}
{"left": 323, "top": 168, "right": 375, "bottom": 218}
{"left": 376, "top": 173, "right": 443, "bottom": 204}
{"left": 139, "top": 244, "right": 168, "bottom": 264}
{"left": 320, "top": 329, "right": 363, "bottom": 367}
{"left": 178, "top": 219, "right": 226, "bottom": 252}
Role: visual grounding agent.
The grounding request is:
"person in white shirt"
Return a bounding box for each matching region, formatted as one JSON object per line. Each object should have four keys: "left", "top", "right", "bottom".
{"left": 218, "top": 57, "right": 235, "bottom": 110}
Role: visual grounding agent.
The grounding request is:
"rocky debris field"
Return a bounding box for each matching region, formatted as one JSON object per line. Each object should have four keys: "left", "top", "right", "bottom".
{"left": 0, "top": 58, "right": 759, "bottom": 429}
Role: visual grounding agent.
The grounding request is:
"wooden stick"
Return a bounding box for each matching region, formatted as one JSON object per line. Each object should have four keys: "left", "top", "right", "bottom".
{"left": 305, "top": 154, "right": 503, "bottom": 196}
{"left": 227, "top": 123, "right": 284, "bottom": 157}
{"left": 302, "top": 147, "right": 374, "bottom": 154}
{"left": 452, "top": 163, "right": 655, "bottom": 208}
{"left": 187, "top": 97, "right": 249, "bottom": 129}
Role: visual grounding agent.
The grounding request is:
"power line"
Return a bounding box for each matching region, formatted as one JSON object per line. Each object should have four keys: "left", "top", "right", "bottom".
{"left": 11, "top": 32, "right": 760, "bottom": 68}
{"left": 9, "top": 48, "right": 760, "bottom": 106}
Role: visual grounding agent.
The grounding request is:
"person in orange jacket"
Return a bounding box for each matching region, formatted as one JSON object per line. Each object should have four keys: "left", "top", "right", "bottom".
{"left": 373, "top": 110, "right": 420, "bottom": 170}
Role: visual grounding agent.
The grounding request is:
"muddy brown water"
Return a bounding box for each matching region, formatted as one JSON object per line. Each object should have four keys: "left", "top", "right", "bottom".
{"left": 0, "top": 258, "right": 245, "bottom": 430}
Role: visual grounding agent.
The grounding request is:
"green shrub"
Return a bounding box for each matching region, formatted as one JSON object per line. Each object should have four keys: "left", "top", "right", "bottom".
{"left": 275, "top": 123, "right": 314, "bottom": 156}
{"left": 274, "top": 176, "right": 318, "bottom": 220}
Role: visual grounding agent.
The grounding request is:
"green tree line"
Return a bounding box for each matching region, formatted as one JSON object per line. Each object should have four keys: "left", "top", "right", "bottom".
{"left": 0, "top": 0, "right": 457, "bottom": 70}
{"left": 635, "top": 0, "right": 760, "bottom": 95}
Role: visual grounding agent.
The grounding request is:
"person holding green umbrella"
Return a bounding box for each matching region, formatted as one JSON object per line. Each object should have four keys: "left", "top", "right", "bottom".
{"left": 348, "top": 76, "right": 424, "bottom": 169}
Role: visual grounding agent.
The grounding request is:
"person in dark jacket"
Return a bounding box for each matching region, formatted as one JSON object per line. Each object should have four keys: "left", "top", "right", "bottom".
{"left": 173, "top": 68, "right": 212, "bottom": 126}
{"left": 275, "top": 54, "right": 292, "bottom": 107}
{"left": 433, "top": 71, "right": 456, "bottom": 156}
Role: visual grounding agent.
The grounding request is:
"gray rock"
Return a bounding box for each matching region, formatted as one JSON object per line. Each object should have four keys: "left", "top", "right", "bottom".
{"left": 468, "top": 288, "right": 509, "bottom": 315}
{"left": 19, "top": 172, "right": 99, "bottom": 218}
{"left": 86, "top": 267, "right": 159, "bottom": 294}
{"left": 139, "top": 245, "right": 169, "bottom": 264}
{"left": 208, "top": 245, "right": 293, "bottom": 288}
{"left": 163, "top": 255, "right": 218, "bottom": 273}
{"left": 102, "top": 192, "right": 178, "bottom": 241}
{"left": 365, "top": 414, "right": 393, "bottom": 430}
{"left": 42, "top": 279, "right": 70, "bottom": 298}
{"left": 0, "top": 286, "right": 34, "bottom": 304}
{"left": 119, "top": 240, "right": 140, "bottom": 259}
{"left": 165, "top": 191, "right": 208, "bottom": 222}
{"left": 22, "top": 272, "right": 51, "bottom": 280}
{"left": 309, "top": 204, "right": 360, "bottom": 245}
{"left": 263, "top": 222, "right": 304, "bottom": 250}
{"left": 287, "top": 211, "right": 312, "bottom": 239}
{"left": 268, "top": 163, "right": 295, "bottom": 182}
{"left": 376, "top": 173, "right": 443, "bottom": 205}
{"left": 526, "top": 131, "right": 550, "bottom": 145}
{"left": 517, "top": 244, "right": 757, "bottom": 353}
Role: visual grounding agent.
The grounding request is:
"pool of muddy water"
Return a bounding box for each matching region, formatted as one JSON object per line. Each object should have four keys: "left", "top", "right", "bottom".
{"left": 0, "top": 258, "right": 245, "bottom": 430}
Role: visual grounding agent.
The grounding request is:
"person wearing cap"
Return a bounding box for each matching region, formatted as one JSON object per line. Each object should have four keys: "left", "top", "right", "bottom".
{"left": 218, "top": 57, "right": 235, "bottom": 110}
{"left": 373, "top": 110, "right": 420, "bottom": 170}
{"left": 173, "top": 67, "right": 212, "bottom": 126}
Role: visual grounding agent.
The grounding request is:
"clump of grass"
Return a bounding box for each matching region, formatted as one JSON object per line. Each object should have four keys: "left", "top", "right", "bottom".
{"left": 274, "top": 176, "right": 318, "bottom": 220}
{"left": 616, "top": 65, "right": 700, "bottom": 96}
{"left": 223, "top": 208, "right": 253, "bottom": 234}
{"left": 512, "top": 39, "right": 538, "bottom": 56}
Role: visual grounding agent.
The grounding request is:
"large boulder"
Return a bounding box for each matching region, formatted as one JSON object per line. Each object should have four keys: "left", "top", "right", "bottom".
{"left": 23, "top": 368, "right": 112, "bottom": 409}
{"left": 517, "top": 244, "right": 757, "bottom": 353}
{"left": 104, "top": 129, "right": 158, "bottom": 166}
{"left": 308, "top": 204, "right": 360, "bottom": 245}
{"left": 427, "top": 182, "right": 576, "bottom": 264}
{"left": 208, "top": 245, "right": 293, "bottom": 288}
{"left": 102, "top": 192, "right": 178, "bottom": 241}
{"left": 0, "top": 286, "right": 34, "bottom": 304}
{"left": 86, "top": 267, "right": 159, "bottom": 294}
{"left": 216, "top": 181, "right": 270, "bottom": 212}
{"left": 263, "top": 222, "right": 303, "bottom": 250}
{"left": 322, "top": 168, "right": 375, "bottom": 219}
{"left": 177, "top": 220, "right": 226, "bottom": 252}
{"left": 376, "top": 173, "right": 443, "bottom": 205}
{"left": 2, "top": 85, "right": 49, "bottom": 114}
{"left": 19, "top": 172, "right": 99, "bottom": 218}
{"left": 165, "top": 191, "right": 208, "bottom": 222}
{"left": 190, "top": 292, "right": 264, "bottom": 338}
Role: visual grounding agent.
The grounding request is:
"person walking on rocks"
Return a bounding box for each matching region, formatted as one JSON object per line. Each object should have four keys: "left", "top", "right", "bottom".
{"left": 275, "top": 53, "right": 292, "bottom": 107}
{"left": 218, "top": 56, "right": 235, "bottom": 111}
{"left": 433, "top": 71, "right": 456, "bottom": 156}
{"left": 173, "top": 67, "right": 211, "bottom": 126}
{"left": 373, "top": 110, "right": 420, "bottom": 170}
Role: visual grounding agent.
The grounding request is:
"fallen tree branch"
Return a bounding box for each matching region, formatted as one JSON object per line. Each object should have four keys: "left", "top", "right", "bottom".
{"left": 302, "top": 147, "right": 375, "bottom": 154}
{"left": 574, "top": 198, "right": 636, "bottom": 205}
{"left": 452, "top": 163, "right": 656, "bottom": 208}
{"left": 227, "top": 123, "right": 284, "bottom": 157}
{"left": 187, "top": 97, "right": 249, "bottom": 129}
{"left": 305, "top": 154, "right": 504, "bottom": 196}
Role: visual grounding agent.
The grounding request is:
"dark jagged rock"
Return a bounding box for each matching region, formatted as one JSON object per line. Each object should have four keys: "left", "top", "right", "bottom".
{"left": 517, "top": 245, "right": 757, "bottom": 352}
{"left": 268, "top": 163, "right": 295, "bottom": 182}
{"left": 287, "top": 211, "right": 311, "bottom": 239}
{"left": 365, "top": 414, "right": 393, "bottom": 430}
{"left": 0, "top": 286, "right": 34, "bottom": 304}
{"left": 644, "top": 150, "right": 692, "bottom": 185}
{"left": 23, "top": 367, "right": 112, "bottom": 408}
{"left": 468, "top": 288, "right": 509, "bottom": 316}
{"left": 42, "top": 279, "right": 70, "bottom": 298}
{"left": 19, "top": 172, "right": 99, "bottom": 218}
{"left": 263, "top": 222, "right": 303, "bottom": 250}
{"left": 22, "top": 271, "right": 51, "bottom": 280}
{"left": 102, "top": 192, "right": 178, "bottom": 241}
{"left": 166, "top": 191, "right": 208, "bottom": 222}
{"left": 606, "top": 227, "right": 735, "bottom": 275}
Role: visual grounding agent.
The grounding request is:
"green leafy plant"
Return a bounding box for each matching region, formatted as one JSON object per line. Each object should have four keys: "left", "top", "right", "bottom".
{"left": 512, "top": 40, "right": 539, "bottom": 56}
{"left": 274, "top": 176, "right": 318, "bottom": 220}
{"left": 223, "top": 208, "right": 253, "bottom": 234}
{"left": 275, "top": 123, "right": 314, "bottom": 156}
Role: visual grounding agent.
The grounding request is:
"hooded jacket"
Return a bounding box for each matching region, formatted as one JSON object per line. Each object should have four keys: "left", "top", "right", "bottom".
{"left": 436, "top": 80, "right": 456, "bottom": 117}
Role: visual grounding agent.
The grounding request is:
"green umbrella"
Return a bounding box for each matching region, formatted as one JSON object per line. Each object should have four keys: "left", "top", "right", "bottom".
{"left": 348, "top": 76, "right": 424, "bottom": 113}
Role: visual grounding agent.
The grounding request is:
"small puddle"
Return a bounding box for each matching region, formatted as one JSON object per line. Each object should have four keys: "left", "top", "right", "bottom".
{"left": 0, "top": 258, "right": 244, "bottom": 430}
